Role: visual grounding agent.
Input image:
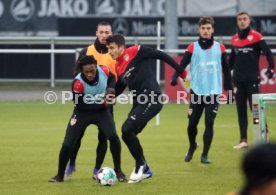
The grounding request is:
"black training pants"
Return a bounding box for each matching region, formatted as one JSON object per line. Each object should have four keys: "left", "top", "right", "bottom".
{"left": 187, "top": 90, "right": 219, "bottom": 157}
{"left": 234, "top": 81, "right": 260, "bottom": 141}
{"left": 121, "top": 94, "right": 163, "bottom": 167}
{"left": 69, "top": 107, "right": 116, "bottom": 171}
{"left": 56, "top": 108, "right": 120, "bottom": 177}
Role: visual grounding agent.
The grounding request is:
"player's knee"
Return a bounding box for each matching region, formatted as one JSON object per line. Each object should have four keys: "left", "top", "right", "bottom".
{"left": 205, "top": 117, "right": 215, "bottom": 128}
{"left": 98, "top": 138, "right": 108, "bottom": 148}
{"left": 98, "top": 132, "right": 107, "bottom": 142}
{"left": 121, "top": 122, "right": 135, "bottom": 142}
{"left": 109, "top": 134, "right": 119, "bottom": 141}
{"left": 62, "top": 142, "right": 73, "bottom": 152}
{"left": 109, "top": 134, "right": 121, "bottom": 146}
{"left": 188, "top": 119, "right": 198, "bottom": 129}
{"left": 121, "top": 129, "right": 131, "bottom": 142}
{"left": 122, "top": 120, "right": 133, "bottom": 134}
{"left": 98, "top": 138, "right": 107, "bottom": 146}
{"left": 103, "top": 130, "right": 117, "bottom": 141}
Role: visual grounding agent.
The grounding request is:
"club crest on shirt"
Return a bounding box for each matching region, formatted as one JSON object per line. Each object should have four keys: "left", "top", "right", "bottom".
{"left": 247, "top": 35, "right": 253, "bottom": 41}
{"left": 124, "top": 54, "right": 129, "bottom": 61}
{"left": 70, "top": 115, "right": 77, "bottom": 126}
{"left": 188, "top": 108, "right": 193, "bottom": 116}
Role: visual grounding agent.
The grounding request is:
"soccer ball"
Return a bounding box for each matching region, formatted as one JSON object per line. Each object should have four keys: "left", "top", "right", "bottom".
{"left": 96, "top": 167, "right": 117, "bottom": 186}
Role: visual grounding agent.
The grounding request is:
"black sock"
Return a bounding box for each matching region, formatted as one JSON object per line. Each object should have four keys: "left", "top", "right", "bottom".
{"left": 202, "top": 120, "right": 214, "bottom": 157}
{"left": 109, "top": 135, "right": 121, "bottom": 172}
{"left": 122, "top": 131, "right": 144, "bottom": 170}
{"left": 95, "top": 136, "right": 108, "bottom": 170}
{"left": 187, "top": 125, "right": 198, "bottom": 149}
{"left": 57, "top": 145, "right": 70, "bottom": 178}
{"left": 69, "top": 140, "right": 81, "bottom": 165}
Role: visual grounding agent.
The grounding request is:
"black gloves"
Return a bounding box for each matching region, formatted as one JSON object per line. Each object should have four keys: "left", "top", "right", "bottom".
{"left": 170, "top": 70, "right": 187, "bottom": 86}
{"left": 170, "top": 71, "right": 179, "bottom": 86}
{"left": 170, "top": 77, "right": 178, "bottom": 86}
{"left": 265, "top": 68, "right": 274, "bottom": 79}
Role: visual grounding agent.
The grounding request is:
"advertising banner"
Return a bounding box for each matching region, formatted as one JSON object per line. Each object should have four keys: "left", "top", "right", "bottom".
{"left": 0, "top": 0, "right": 276, "bottom": 36}
{"left": 58, "top": 16, "right": 276, "bottom": 36}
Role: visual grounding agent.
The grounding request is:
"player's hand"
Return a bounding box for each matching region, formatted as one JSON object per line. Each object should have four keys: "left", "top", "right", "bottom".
{"left": 265, "top": 68, "right": 274, "bottom": 79}
{"left": 170, "top": 77, "right": 178, "bottom": 86}
{"left": 171, "top": 70, "right": 187, "bottom": 86}
{"left": 104, "top": 88, "right": 116, "bottom": 107}
{"left": 224, "top": 83, "right": 233, "bottom": 91}
{"left": 227, "top": 90, "right": 235, "bottom": 104}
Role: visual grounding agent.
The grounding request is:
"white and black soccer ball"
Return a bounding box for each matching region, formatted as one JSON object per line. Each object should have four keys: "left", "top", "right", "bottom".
{"left": 96, "top": 167, "right": 117, "bottom": 186}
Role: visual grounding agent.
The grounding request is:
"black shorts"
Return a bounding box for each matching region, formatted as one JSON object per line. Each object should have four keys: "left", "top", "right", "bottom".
{"left": 188, "top": 90, "right": 219, "bottom": 121}
{"left": 122, "top": 93, "right": 163, "bottom": 134}
{"left": 63, "top": 108, "right": 117, "bottom": 148}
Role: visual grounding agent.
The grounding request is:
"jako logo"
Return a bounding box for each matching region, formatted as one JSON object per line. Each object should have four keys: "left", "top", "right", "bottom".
{"left": 10, "top": 0, "right": 35, "bottom": 22}
{"left": 112, "top": 18, "right": 129, "bottom": 35}
{"left": 95, "top": 0, "right": 118, "bottom": 15}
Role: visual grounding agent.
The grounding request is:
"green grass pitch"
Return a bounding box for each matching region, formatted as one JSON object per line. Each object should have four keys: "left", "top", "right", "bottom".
{"left": 1, "top": 101, "right": 271, "bottom": 195}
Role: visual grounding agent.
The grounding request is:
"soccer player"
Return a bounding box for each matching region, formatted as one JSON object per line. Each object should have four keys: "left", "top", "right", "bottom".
{"left": 106, "top": 34, "right": 186, "bottom": 183}
{"left": 171, "top": 16, "right": 232, "bottom": 164}
{"left": 240, "top": 144, "right": 276, "bottom": 195}
{"left": 67, "top": 22, "right": 127, "bottom": 181}
{"left": 48, "top": 55, "right": 122, "bottom": 182}
{"left": 229, "top": 12, "right": 275, "bottom": 149}
{"left": 227, "top": 144, "right": 276, "bottom": 195}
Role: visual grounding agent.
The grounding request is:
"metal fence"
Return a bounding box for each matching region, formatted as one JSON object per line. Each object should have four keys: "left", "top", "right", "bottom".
{"left": 1, "top": 36, "right": 276, "bottom": 88}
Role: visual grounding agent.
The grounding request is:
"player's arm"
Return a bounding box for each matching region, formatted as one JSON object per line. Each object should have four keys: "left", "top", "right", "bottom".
{"left": 170, "top": 44, "right": 193, "bottom": 86}
{"left": 228, "top": 47, "right": 236, "bottom": 71}
{"left": 259, "top": 39, "right": 275, "bottom": 79}
{"left": 220, "top": 44, "right": 233, "bottom": 90}
{"left": 137, "top": 45, "right": 184, "bottom": 74}
{"left": 107, "top": 72, "right": 116, "bottom": 89}
{"left": 115, "top": 79, "right": 127, "bottom": 97}
{"left": 104, "top": 72, "right": 116, "bottom": 107}
{"left": 72, "top": 79, "right": 106, "bottom": 111}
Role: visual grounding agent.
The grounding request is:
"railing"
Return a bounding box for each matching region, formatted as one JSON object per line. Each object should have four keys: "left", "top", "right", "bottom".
{"left": 1, "top": 36, "right": 276, "bottom": 45}
{"left": 1, "top": 36, "right": 276, "bottom": 88}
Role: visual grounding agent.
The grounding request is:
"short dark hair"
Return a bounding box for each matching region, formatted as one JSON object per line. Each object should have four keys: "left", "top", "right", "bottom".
{"left": 97, "top": 21, "right": 112, "bottom": 31}
{"left": 237, "top": 11, "right": 250, "bottom": 18}
{"left": 76, "top": 55, "right": 97, "bottom": 72}
{"left": 241, "top": 143, "right": 276, "bottom": 195}
{"left": 198, "top": 16, "right": 215, "bottom": 28}
{"left": 106, "top": 34, "right": 125, "bottom": 47}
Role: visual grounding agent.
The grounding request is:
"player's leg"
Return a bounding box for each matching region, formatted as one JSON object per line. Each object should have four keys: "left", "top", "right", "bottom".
{"left": 233, "top": 82, "right": 248, "bottom": 149}
{"left": 201, "top": 96, "right": 219, "bottom": 164}
{"left": 185, "top": 91, "right": 204, "bottom": 162}
{"left": 246, "top": 81, "right": 260, "bottom": 111}
{"left": 122, "top": 100, "right": 163, "bottom": 183}
{"left": 64, "top": 141, "right": 79, "bottom": 177}
{"left": 97, "top": 110, "right": 127, "bottom": 182}
{"left": 49, "top": 110, "right": 89, "bottom": 182}
{"left": 127, "top": 115, "right": 152, "bottom": 180}
{"left": 93, "top": 107, "right": 113, "bottom": 178}
{"left": 134, "top": 124, "right": 148, "bottom": 167}
{"left": 65, "top": 133, "right": 85, "bottom": 177}
{"left": 91, "top": 131, "right": 108, "bottom": 179}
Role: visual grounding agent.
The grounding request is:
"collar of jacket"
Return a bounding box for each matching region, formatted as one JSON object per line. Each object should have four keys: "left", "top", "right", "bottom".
{"left": 94, "top": 38, "right": 108, "bottom": 53}
{"left": 238, "top": 26, "right": 251, "bottom": 40}
{"left": 198, "top": 35, "right": 214, "bottom": 49}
